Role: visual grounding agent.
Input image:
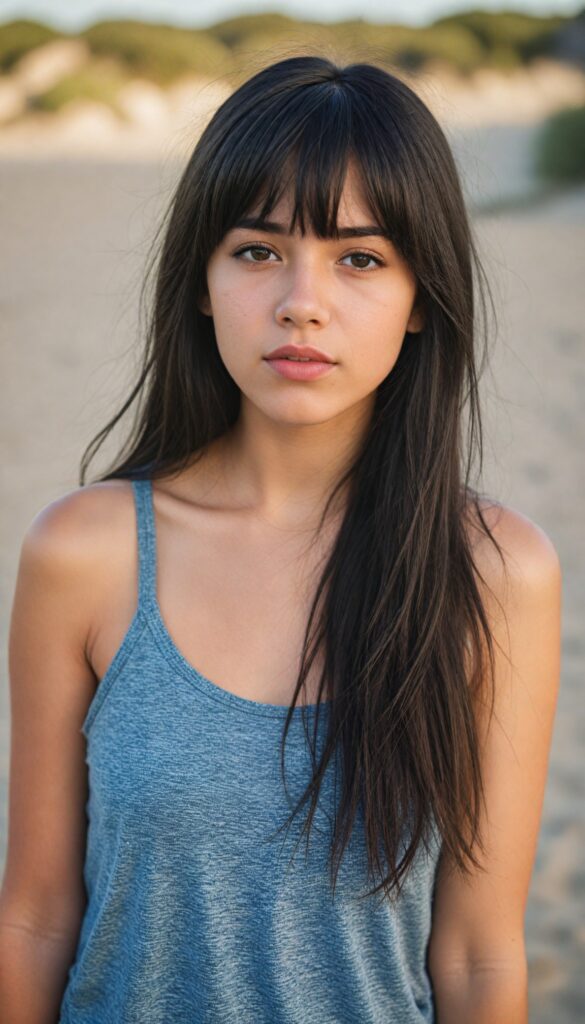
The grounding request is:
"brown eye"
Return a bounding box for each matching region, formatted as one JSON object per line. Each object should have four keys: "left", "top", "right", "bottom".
{"left": 233, "top": 245, "right": 276, "bottom": 262}
{"left": 342, "top": 251, "right": 384, "bottom": 271}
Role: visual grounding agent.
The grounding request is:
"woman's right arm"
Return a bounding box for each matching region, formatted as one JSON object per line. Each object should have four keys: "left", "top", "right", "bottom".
{"left": 0, "top": 491, "right": 102, "bottom": 1024}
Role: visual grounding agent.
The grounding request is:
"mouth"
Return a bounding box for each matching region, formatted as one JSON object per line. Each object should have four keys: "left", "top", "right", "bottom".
{"left": 263, "top": 356, "right": 337, "bottom": 381}
{"left": 264, "top": 345, "right": 336, "bottom": 363}
{"left": 265, "top": 356, "right": 334, "bottom": 363}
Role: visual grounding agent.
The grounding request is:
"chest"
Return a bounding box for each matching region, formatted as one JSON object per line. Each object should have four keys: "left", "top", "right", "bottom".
{"left": 92, "top": 508, "right": 333, "bottom": 707}
{"left": 164, "top": 533, "right": 329, "bottom": 704}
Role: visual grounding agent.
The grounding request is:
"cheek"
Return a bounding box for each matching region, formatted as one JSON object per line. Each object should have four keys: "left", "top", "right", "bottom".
{"left": 206, "top": 262, "right": 248, "bottom": 327}
{"left": 347, "top": 295, "right": 412, "bottom": 372}
{"left": 210, "top": 292, "right": 256, "bottom": 361}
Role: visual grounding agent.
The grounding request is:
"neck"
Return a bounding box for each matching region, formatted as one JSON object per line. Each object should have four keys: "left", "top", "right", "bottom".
{"left": 214, "top": 396, "right": 374, "bottom": 530}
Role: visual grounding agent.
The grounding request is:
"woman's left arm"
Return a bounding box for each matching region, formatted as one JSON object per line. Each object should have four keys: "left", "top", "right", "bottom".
{"left": 427, "top": 504, "right": 562, "bottom": 1024}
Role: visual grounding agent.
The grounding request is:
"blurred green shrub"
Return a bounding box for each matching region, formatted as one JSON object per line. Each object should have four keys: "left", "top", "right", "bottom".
{"left": 80, "top": 20, "right": 232, "bottom": 84}
{"left": 377, "top": 25, "right": 485, "bottom": 75}
{"left": 534, "top": 103, "right": 585, "bottom": 183}
{"left": 432, "top": 11, "right": 565, "bottom": 67}
{"left": 227, "top": 24, "right": 352, "bottom": 84}
{"left": 0, "top": 18, "right": 62, "bottom": 71}
{"left": 207, "top": 14, "right": 299, "bottom": 49}
{"left": 28, "top": 61, "right": 129, "bottom": 117}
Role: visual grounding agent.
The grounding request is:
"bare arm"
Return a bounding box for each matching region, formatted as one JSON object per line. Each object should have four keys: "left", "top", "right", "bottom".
{"left": 432, "top": 960, "right": 528, "bottom": 1023}
{"left": 0, "top": 920, "right": 82, "bottom": 1024}
{"left": 0, "top": 490, "right": 106, "bottom": 1023}
{"left": 428, "top": 505, "right": 562, "bottom": 1023}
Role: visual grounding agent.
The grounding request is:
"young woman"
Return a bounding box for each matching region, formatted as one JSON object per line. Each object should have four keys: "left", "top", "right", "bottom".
{"left": 1, "top": 55, "right": 561, "bottom": 1024}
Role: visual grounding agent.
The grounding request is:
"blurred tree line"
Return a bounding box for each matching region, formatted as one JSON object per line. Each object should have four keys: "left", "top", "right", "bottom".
{"left": 0, "top": 9, "right": 580, "bottom": 90}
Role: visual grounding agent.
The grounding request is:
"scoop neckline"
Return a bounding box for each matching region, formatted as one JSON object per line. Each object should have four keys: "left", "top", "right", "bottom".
{"left": 141, "top": 477, "right": 333, "bottom": 720}
{"left": 147, "top": 603, "right": 332, "bottom": 720}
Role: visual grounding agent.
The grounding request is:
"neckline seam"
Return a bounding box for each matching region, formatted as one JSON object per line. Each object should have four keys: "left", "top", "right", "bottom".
{"left": 145, "top": 613, "right": 330, "bottom": 720}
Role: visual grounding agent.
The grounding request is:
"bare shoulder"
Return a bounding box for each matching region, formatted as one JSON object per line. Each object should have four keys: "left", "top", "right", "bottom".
{"left": 15, "top": 478, "right": 138, "bottom": 663}
{"left": 23, "top": 478, "right": 135, "bottom": 564}
{"left": 463, "top": 494, "right": 562, "bottom": 600}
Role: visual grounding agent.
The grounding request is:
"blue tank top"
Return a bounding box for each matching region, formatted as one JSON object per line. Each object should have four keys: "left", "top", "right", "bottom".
{"left": 58, "top": 476, "right": 443, "bottom": 1023}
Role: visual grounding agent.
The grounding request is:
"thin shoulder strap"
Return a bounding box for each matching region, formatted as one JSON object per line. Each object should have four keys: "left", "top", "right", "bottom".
{"left": 131, "top": 477, "right": 158, "bottom": 613}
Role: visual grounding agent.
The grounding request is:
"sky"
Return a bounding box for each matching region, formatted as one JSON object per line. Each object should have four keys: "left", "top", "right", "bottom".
{"left": 0, "top": 0, "right": 581, "bottom": 31}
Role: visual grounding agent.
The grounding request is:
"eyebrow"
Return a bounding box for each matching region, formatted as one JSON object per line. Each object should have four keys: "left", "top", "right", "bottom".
{"left": 232, "top": 217, "right": 389, "bottom": 239}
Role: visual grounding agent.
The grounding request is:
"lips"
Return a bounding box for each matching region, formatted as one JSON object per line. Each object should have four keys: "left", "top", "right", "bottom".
{"left": 264, "top": 344, "right": 335, "bottom": 363}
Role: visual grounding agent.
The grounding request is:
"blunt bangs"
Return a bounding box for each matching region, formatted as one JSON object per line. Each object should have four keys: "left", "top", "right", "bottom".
{"left": 200, "top": 62, "right": 417, "bottom": 260}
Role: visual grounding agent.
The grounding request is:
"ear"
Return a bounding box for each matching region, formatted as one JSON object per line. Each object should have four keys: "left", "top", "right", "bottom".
{"left": 406, "top": 303, "right": 425, "bottom": 334}
{"left": 196, "top": 278, "right": 212, "bottom": 317}
{"left": 197, "top": 291, "right": 212, "bottom": 317}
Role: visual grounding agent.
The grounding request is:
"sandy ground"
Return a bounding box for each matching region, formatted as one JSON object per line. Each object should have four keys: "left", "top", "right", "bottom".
{"left": 0, "top": 139, "right": 583, "bottom": 1020}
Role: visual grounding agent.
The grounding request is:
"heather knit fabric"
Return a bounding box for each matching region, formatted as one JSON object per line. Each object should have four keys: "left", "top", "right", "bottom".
{"left": 59, "top": 477, "right": 442, "bottom": 1024}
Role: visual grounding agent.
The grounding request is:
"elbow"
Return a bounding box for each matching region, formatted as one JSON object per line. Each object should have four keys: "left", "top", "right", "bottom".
{"left": 431, "top": 958, "right": 529, "bottom": 1024}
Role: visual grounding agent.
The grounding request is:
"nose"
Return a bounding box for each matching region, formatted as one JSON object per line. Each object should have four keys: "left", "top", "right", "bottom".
{"left": 274, "top": 263, "right": 331, "bottom": 329}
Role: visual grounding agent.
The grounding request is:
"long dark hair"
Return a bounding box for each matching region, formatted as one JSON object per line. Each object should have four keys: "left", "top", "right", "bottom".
{"left": 80, "top": 54, "right": 506, "bottom": 904}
